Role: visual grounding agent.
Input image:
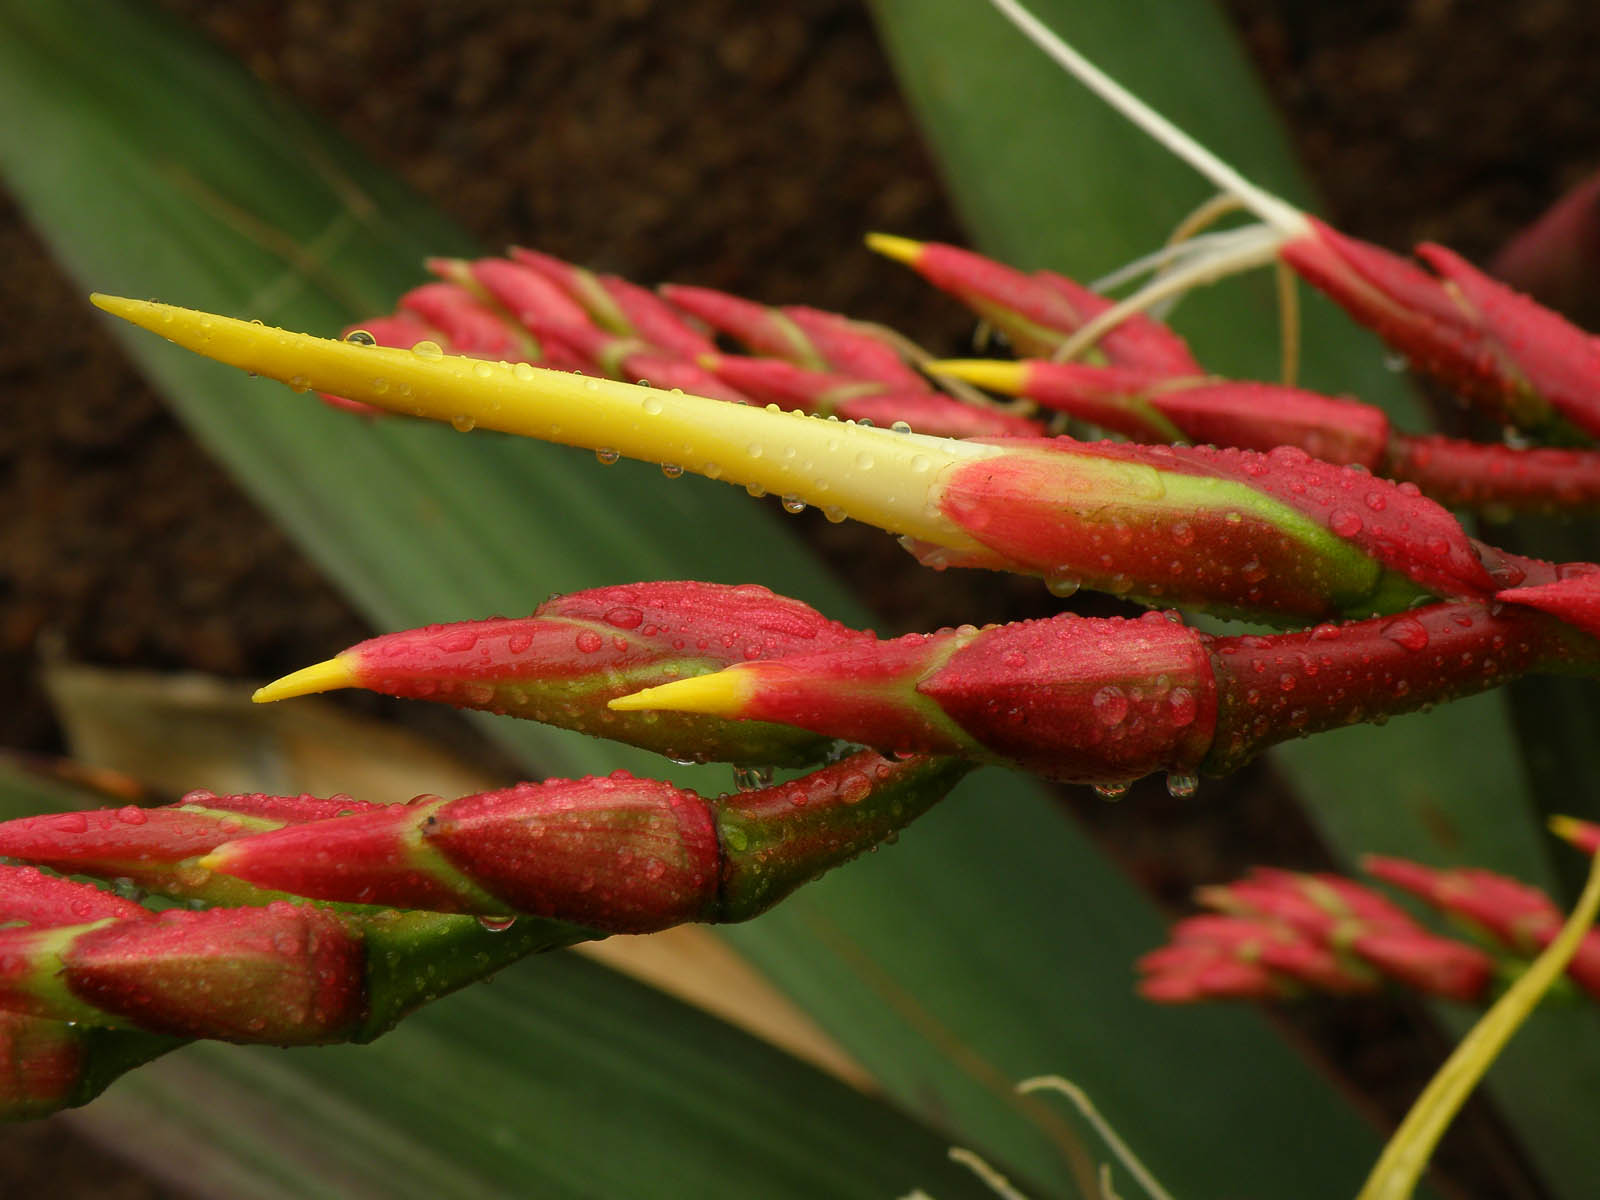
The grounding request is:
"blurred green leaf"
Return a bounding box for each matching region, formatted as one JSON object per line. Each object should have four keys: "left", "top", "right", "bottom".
{"left": 869, "top": 0, "right": 1600, "bottom": 1192}
{"left": 0, "top": 1, "right": 1428, "bottom": 1196}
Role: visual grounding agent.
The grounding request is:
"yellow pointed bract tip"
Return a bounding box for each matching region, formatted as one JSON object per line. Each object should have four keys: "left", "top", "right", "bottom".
{"left": 253, "top": 655, "right": 359, "bottom": 703}
{"left": 607, "top": 668, "right": 755, "bottom": 716}
{"left": 923, "top": 359, "right": 1030, "bottom": 395}
{"left": 864, "top": 232, "right": 925, "bottom": 266}
{"left": 91, "top": 293, "right": 1000, "bottom": 554}
{"left": 1548, "top": 814, "right": 1595, "bottom": 849}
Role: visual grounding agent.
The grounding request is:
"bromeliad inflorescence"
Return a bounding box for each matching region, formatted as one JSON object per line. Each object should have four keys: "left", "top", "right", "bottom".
{"left": 10, "top": 15, "right": 1600, "bottom": 1188}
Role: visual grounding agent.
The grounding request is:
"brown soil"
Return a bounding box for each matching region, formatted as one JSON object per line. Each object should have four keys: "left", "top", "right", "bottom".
{"left": 3, "top": 2, "right": 1598, "bottom": 1196}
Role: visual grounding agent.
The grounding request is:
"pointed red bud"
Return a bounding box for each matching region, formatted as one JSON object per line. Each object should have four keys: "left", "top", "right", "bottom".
{"left": 0, "top": 865, "right": 147, "bottom": 927}
{"left": 1282, "top": 219, "right": 1600, "bottom": 441}
{"left": 258, "top": 582, "right": 869, "bottom": 767}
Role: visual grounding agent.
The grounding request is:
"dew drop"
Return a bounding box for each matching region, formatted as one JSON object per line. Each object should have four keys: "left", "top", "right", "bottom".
{"left": 115, "top": 805, "right": 148, "bottom": 825}
{"left": 855, "top": 452, "right": 875, "bottom": 471}
{"left": 595, "top": 448, "right": 620, "bottom": 466}
{"left": 1093, "top": 781, "right": 1130, "bottom": 801}
{"left": 450, "top": 414, "right": 477, "bottom": 432}
{"left": 891, "top": 420, "right": 912, "bottom": 433}
{"left": 1167, "top": 687, "right": 1198, "bottom": 726}
{"left": 1092, "top": 685, "right": 1129, "bottom": 727}
{"left": 477, "top": 915, "right": 517, "bottom": 933}
{"left": 1165, "top": 772, "right": 1199, "bottom": 798}
{"left": 345, "top": 329, "right": 377, "bottom": 346}
{"left": 287, "top": 375, "right": 311, "bottom": 393}
{"left": 1329, "top": 508, "right": 1363, "bottom": 537}
{"left": 1381, "top": 617, "right": 1430, "bottom": 651}
{"left": 513, "top": 361, "right": 537, "bottom": 381}
{"left": 411, "top": 339, "right": 444, "bottom": 360}
{"left": 660, "top": 463, "right": 684, "bottom": 479}
{"left": 1045, "top": 571, "right": 1081, "bottom": 598}
{"left": 642, "top": 395, "right": 663, "bottom": 415}
{"left": 745, "top": 483, "right": 767, "bottom": 499}
{"left": 781, "top": 495, "right": 806, "bottom": 514}
{"left": 575, "top": 630, "right": 605, "bottom": 653}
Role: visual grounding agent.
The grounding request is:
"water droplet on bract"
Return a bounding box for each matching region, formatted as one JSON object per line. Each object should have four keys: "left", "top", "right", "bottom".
{"left": 595, "top": 448, "right": 620, "bottom": 466}
{"left": 1165, "top": 772, "right": 1199, "bottom": 798}
{"left": 370, "top": 377, "right": 390, "bottom": 395}
{"left": 1329, "top": 508, "right": 1363, "bottom": 537}
{"left": 450, "top": 414, "right": 476, "bottom": 432}
{"left": 248, "top": 317, "right": 263, "bottom": 326}
{"left": 49, "top": 813, "right": 88, "bottom": 834}
{"left": 345, "top": 328, "right": 377, "bottom": 346}
{"left": 477, "top": 915, "right": 517, "bottom": 933}
{"left": 288, "top": 375, "right": 311, "bottom": 393}
{"left": 891, "top": 420, "right": 912, "bottom": 433}
{"left": 635, "top": 379, "right": 651, "bottom": 389}
{"left": 575, "top": 630, "right": 604, "bottom": 653}
{"left": 412, "top": 340, "right": 444, "bottom": 360}
{"left": 660, "top": 463, "right": 684, "bottom": 479}
{"left": 822, "top": 505, "right": 847, "bottom": 523}
{"left": 512, "top": 361, "right": 537, "bottom": 380}
{"left": 472, "top": 361, "right": 494, "bottom": 379}
{"left": 745, "top": 483, "right": 767, "bottom": 498}
{"left": 910, "top": 454, "right": 931, "bottom": 473}
{"left": 115, "top": 805, "right": 148, "bottom": 825}
{"left": 1381, "top": 617, "right": 1430, "bottom": 651}
{"left": 1167, "top": 686, "right": 1198, "bottom": 726}
{"left": 1092, "top": 685, "right": 1129, "bottom": 727}
{"left": 781, "top": 495, "right": 806, "bottom": 514}
{"left": 1045, "top": 572, "right": 1081, "bottom": 598}
{"left": 1093, "top": 781, "right": 1130, "bottom": 801}
{"left": 855, "top": 452, "right": 875, "bottom": 470}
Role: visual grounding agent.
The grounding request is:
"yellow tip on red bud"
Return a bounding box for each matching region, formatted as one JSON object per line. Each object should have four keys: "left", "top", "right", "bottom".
{"left": 923, "top": 359, "right": 1030, "bottom": 395}
{"left": 864, "top": 232, "right": 925, "bottom": 266}
{"left": 90, "top": 293, "right": 1001, "bottom": 556}
{"left": 608, "top": 668, "right": 755, "bottom": 717}
{"left": 1548, "top": 814, "right": 1594, "bottom": 850}
{"left": 253, "top": 655, "right": 358, "bottom": 703}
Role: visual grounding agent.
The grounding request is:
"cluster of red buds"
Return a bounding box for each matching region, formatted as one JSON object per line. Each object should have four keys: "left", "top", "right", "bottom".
{"left": 1140, "top": 819, "right": 1600, "bottom": 1006}
{"left": 24, "top": 63, "right": 1597, "bottom": 1120}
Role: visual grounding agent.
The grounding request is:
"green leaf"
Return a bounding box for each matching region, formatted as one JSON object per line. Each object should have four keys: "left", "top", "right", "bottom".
{"left": 870, "top": 0, "right": 1600, "bottom": 1192}
{"left": 2, "top": 1, "right": 1408, "bottom": 1196}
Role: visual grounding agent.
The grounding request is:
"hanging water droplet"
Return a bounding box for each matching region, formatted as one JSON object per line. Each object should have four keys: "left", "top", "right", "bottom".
{"left": 660, "top": 463, "right": 684, "bottom": 479}
{"left": 1165, "top": 772, "right": 1199, "bottom": 798}
{"left": 745, "top": 483, "right": 767, "bottom": 498}
{"left": 411, "top": 339, "right": 444, "bottom": 360}
{"left": 287, "top": 375, "right": 311, "bottom": 393}
{"left": 595, "top": 448, "right": 620, "bottom": 466}
{"left": 345, "top": 329, "right": 377, "bottom": 347}
{"left": 477, "top": 915, "right": 517, "bottom": 933}
{"left": 1093, "top": 780, "right": 1130, "bottom": 801}
{"left": 450, "top": 414, "right": 477, "bottom": 432}
{"left": 732, "top": 765, "right": 774, "bottom": 792}
{"left": 822, "top": 505, "right": 846, "bottom": 523}
{"left": 781, "top": 495, "right": 806, "bottom": 514}
{"left": 1045, "top": 571, "right": 1081, "bottom": 598}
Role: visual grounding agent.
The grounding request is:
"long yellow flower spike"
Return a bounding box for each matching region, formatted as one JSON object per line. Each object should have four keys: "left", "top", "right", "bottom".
{"left": 89, "top": 295, "right": 999, "bottom": 553}
{"left": 1358, "top": 825, "right": 1600, "bottom": 1200}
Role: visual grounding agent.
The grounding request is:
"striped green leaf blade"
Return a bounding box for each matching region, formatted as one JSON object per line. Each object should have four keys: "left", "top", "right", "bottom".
{"left": 871, "top": 0, "right": 1600, "bottom": 1193}
{"left": 2, "top": 2, "right": 1403, "bottom": 1196}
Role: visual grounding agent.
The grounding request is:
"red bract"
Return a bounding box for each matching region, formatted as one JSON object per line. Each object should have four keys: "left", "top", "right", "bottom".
{"left": 1146, "top": 868, "right": 1494, "bottom": 1004}
{"left": 1281, "top": 218, "right": 1600, "bottom": 443}
{"left": 658, "top": 283, "right": 932, "bottom": 391}
{"left": 257, "top": 581, "right": 870, "bottom": 766}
